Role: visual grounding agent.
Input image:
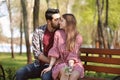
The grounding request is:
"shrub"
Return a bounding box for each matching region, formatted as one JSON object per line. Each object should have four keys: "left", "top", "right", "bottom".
{"left": 4, "top": 66, "right": 17, "bottom": 80}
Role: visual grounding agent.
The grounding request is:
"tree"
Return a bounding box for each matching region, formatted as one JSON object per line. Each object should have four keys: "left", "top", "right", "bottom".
{"left": 19, "top": 17, "right": 23, "bottom": 55}
{"left": 7, "top": 0, "right": 14, "bottom": 58}
{"left": 56, "top": 0, "right": 59, "bottom": 9}
{"left": 96, "top": 0, "right": 103, "bottom": 48}
{"left": 21, "top": 0, "right": 32, "bottom": 64}
{"left": 33, "top": 0, "right": 40, "bottom": 31}
{"left": 96, "top": 0, "right": 111, "bottom": 49}
{"left": 66, "top": 0, "right": 74, "bottom": 13}
{"left": 103, "top": 0, "right": 111, "bottom": 49}
{"left": 96, "top": 0, "right": 106, "bottom": 48}
{"left": 46, "top": 0, "right": 50, "bottom": 8}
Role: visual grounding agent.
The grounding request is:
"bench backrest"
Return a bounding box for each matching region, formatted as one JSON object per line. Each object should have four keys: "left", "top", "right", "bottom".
{"left": 79, "top": 48, "right": 120, "bottom": 75}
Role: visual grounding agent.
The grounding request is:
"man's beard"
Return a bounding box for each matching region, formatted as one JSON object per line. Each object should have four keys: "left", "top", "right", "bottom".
{"left": 51, "top": 23, "right": 60, "bottom": 29}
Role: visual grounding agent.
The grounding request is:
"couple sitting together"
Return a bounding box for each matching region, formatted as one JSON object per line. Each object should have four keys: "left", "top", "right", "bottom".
{"left": 16, "top": 8, "right": 84, "bottom": 80}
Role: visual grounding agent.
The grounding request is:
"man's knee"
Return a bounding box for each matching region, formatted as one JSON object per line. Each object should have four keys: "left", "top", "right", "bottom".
{"left": 15, "top": 67, "right": 28, "bottom": 80}
{"left": 41, "top": 71, "right": 52, "bottom": 80}
{"left": 16, "top": 67, "right": 26, "bottom": 76}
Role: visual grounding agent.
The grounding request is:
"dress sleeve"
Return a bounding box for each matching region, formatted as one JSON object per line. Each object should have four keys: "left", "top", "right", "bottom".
{"left": 48, "top": 31, "right": 60, "bottom": 59}
{"left": 67, "top": 35, "right": 83, "bottom": 62}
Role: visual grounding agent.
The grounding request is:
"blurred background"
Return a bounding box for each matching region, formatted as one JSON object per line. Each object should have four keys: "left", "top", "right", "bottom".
{"left": 0, "top": 0, "right": 120, "bottom": 79}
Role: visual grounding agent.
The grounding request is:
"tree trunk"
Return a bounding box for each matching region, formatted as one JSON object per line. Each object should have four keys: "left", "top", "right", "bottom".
{"left": 66, "top": 0, "right": 74, "bottom": 13}
{"left": 20, "top": 18, "right": 23, "bottom": 55}
{"left": 33, "top": 0, "right": 40, "bottom": 31}
{"left": 105, "top": 0, "right": 108, "bottom": 27}
{"left": 112, "top": 30, "right": 120, "bottom": 49}
{"left": 104, "top": 0, "right": 110, "bottom": 49}
{"left": 96, "top": 0, "right": 105, "bottom": 48}
{"left": 96, "top": 0, "right": 111, "bottom": 49}
{"left": 46, "top": 0, "right": 50, "bottom": 8}
{"left": 21, "top": 0, "right": 32, "bottom": 64}
{"left": 56, "top": 0, "right": 59, "bottom": 9}
{"left": 7, "top": 0, "right": 14, "bottom": 58}
{"left": 102, "top": 0, "right": 109, "bottom": 49}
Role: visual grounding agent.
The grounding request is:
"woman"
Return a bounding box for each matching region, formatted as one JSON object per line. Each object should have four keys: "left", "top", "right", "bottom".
{"left": 41, "top": 14, "right": 84, "bottom": 80}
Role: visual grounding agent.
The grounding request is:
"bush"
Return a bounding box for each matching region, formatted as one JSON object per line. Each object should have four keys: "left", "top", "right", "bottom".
{"left": 4, "top": 66, "right": 17, "bottom": 80}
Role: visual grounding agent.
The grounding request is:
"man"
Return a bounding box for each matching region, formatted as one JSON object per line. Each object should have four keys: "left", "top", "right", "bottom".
{"left": 16, "top": 8, "right": 60, "bottom": 80}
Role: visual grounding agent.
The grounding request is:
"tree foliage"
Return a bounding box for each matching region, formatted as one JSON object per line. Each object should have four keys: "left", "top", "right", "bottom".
{"left": 72, "top": 0, "right": 120, "bottom": 47}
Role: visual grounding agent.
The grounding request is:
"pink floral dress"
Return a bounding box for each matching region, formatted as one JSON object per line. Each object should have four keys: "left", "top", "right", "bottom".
{"left": 48, "top": 30, "right": 84, "bottom": 80}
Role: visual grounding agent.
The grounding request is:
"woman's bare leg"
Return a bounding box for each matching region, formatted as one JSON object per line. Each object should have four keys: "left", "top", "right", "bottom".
{"left": 59, "top": 68, "right": 69, "bottom": 80}
{"left": 69, "top": 70, "right": 80, "bottom": 80}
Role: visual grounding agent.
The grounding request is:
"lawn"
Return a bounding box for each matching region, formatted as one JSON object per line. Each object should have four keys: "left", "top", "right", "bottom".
{"left": 0, "top": 53, "right": 118, "bottom": 80}
{"left": 0, "top": 53, "right": 39, "bottom": 80}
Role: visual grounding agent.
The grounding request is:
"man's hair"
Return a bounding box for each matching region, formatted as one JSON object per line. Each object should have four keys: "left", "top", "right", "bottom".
{"left": 45, "top": 8, "right": 59, "bottom": 20}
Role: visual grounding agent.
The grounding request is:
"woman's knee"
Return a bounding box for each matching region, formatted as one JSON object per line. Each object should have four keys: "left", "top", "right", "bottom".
{"left": 59, "top": 68, "right": 65, "bottom": 75}
{"left": 69, "top": 71, "right": 80, "bottom": 80}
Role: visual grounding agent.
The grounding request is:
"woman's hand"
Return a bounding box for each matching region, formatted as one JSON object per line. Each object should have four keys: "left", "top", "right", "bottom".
{"left": 64, "top": 60, "right": 74, "bottom": 76}
{"left": 41, "top": 66, "right": 52, "bottom": 76}
{"left": 68, "top": 60, "right": 74, "bottom": 67}
{"left": 41, "top": 57, "right": 56, "bottom": 76}
{"left": 64, "top": 65, "right": 73, "bottom": 76}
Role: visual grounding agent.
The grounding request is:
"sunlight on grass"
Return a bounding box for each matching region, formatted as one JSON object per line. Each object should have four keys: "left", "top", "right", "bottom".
{"left": 85, "top": 71, "right": 117, "bottom": 79}
{"left": 0, "top": 53, "right": 40, "bottom": 80}
{"left": 0, "top": 53, "right": 30, "bottom": 68}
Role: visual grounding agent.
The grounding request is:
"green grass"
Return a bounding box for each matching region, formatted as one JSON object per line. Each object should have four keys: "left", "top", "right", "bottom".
{"left": 0, "top": 53, "right": 27, "bottom": 68}
{"left": 0, "top": 53, "right": 40, "bottom": 80}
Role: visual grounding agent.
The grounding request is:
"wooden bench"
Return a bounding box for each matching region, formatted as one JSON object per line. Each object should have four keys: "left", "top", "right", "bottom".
{"left": 79, "top": 48, "right": 120, "bottom": 80}
{"left": 0, "top": 64, "right": 5, "bottom": 80}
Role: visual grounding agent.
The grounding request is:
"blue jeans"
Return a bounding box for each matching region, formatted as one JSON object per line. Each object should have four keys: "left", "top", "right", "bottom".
{"left": 16, "top": 62, "right": 52, "bottom": 80}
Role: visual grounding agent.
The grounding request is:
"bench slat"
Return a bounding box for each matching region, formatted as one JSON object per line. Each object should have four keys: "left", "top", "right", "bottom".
{"left": 80, "top": 56, "right": 120, "bottom": 65}
{"left": 84, "top": 65, "right": 120, "bottom": 74}
{"left": 79, "top": 48, "right": 120, "bottom": 80}
{"left": 80, "top": 48, "right": 120, "bottom": 55}
{"left": 81, "top": 77, "right": 106, "bottom": 80}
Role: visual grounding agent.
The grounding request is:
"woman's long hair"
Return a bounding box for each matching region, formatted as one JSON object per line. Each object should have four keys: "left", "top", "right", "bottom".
{"left": 62, "top": 14, "right": 78, "bottom": 51}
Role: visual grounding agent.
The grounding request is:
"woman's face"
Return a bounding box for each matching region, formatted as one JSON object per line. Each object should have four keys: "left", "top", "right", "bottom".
{"left": 59, "top": 17, "right": 66, "bottom": 29}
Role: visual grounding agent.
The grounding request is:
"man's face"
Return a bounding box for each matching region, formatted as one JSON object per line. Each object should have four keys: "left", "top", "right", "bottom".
{"left": 51, "top": 13, "right": 60, "bottom": 29}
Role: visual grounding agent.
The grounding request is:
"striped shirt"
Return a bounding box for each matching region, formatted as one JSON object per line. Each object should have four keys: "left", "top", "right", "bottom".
{"left": 32, "top": 24, "right": 55, "bottom": 65}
